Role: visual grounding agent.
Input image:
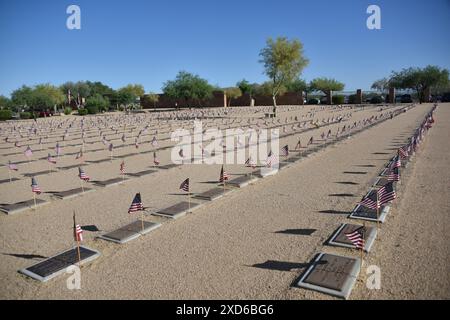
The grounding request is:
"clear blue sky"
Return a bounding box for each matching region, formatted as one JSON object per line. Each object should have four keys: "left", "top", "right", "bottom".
{"left": 1, "top": 0, "right": 449, "bottom": 96}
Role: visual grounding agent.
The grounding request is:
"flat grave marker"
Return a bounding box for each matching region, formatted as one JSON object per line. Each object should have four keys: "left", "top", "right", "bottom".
{"left": 94, "top": 177, "right": 128, "bottom": 187}
{"left": 296, "top": 253, "right": 360, "bottom": 299}
{"left": 193, "top": 187, "right": 232, "bottom": 201}
{"left": 227, "top": 175, "right": 258, "bottom": 188}
{"left": 153, "top": 201, "right": 201, "bottom": 219}
{"left": 126, "top": 169, "right": 157, "bottom": 177}
{"left": 328, "top": 223, "right": 377, "bottom": 252}
{"left": 52, "top": 187, "right": 95, "bottom": 200}
{"left": 19, "top": 246, "right": 100, "bottom": 282}
{"left": 0, "top": 199, "right": 49, "bottom": 215}
{"left": 99, "top": 220, "right": 161, "bottom": 244}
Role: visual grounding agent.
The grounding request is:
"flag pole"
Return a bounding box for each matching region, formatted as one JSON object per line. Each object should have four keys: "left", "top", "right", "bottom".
{"left": 376, "top": 190, "right": 380, "bottom": 236}
{"left": 33, "top": 192, "right": 37, "bottom": 210}
{"left": 74, "top": 212, "right": 82, "bottom": 267}
{"left": 188, "top": 188, "right": 191, "bottom": 213}
{"left": 8, "top": 168, "right": 11, "bottom": 183}
{"left": 361, "top": 222, "right": 365, "bottom": 270}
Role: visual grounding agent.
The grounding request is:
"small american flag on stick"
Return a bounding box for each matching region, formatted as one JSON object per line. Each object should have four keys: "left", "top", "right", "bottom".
{"left": 219, "top": 165, "right": 229, "bottom": 183}
{"left": 345, "top": 226, "right": 365, "bottom": 249}
{"left": 180, "top": 178, "right": 189, "bottom": 192}
{"left": 31, "top": 177, "right": 41, "bottom": 194}
{"left": 128, "top": 193, "right": 144, "bottom": 213}
{"left": 78, "top": 167, "right": 90, "bottom": 181}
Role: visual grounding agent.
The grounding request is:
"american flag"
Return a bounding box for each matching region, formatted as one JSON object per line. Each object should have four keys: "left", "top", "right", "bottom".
{"left": 179, "top": 148, "right": 184, "bottom": 158}
{"left": 47, "top": 153, "right": 57, "bottom": 164}
{"left": 390, "top": 155, "right": 401, "bottom": 169}
{"left": 8, "top": 160, "right": 18, "bottom": 171}
{"left": 31, "top": 177, "right": 41, "bottom": 194}
{"left": 135, "top": 138, "right": 139, "bottom": 149}
{"left": 359, "top": 190, "right": 379, "bottom": 210}
{"left": 128, "top": 193, "right": 144, "bottom": 213}
{"left": 153, "top": 152, "right": 160, "bottom": 165}
{"left": 387, "top": 166, "right": 400, "bottom": 182}
{"left": 398, "top": 146, "right": 408, "bottom": 159}
{"left": 179, "top": 178, "right": 189, "bottom": 192}
{"left": 378, "top": 182, "right": 396, "bottom": 205}
{"left": 219, "top": 165, "right": 229, "bottom": 183}
{"left": 108, "top": 143, "right": 113, "bottom": 152}
{"left": 266, "top": 150, "right": 277, "bottom": 168}
{"left": 327, "top": 129, "right": 332, "bottom": 139}
{"left": 78, "top": 167, "right": 90, "bottom": 181}
{"left": 120, "top": 160, "right": 125, "bottom": 174}
{"left": 280, "top": 145, "right": 289, "bottom": 157}
{"left": 24, "top": 146, "right": 33, "bottom": 158}
{"left": 121, "top": 134, "right": 126, "bottom": 143}
{"left": 345, "top": 226, "right": 365, "bottom": 249}
{"left": 73, "top": 215, "right": 83, "bottom": 242}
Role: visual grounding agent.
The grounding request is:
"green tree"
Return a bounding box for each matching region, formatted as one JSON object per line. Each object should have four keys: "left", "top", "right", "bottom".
{"left": 259, "top": 37, "right": 309, "bottom": 113}
{"left": 117, "top": 84, "right": 145, "bottom": 109}
{"left": 142, "top": 93, "right": 159, "bottom": 110}
{"left": 389, "top": 65, "right": 449, "bottom": 103}
{"left": 162, "top": 71, "right": 214, "bottom": 107}
{"left": 11, "top": 85, "right": 34, "bottom": 108}
{"left": 286, "top": 78, "right": 310, "bottom": 102}
{"left": 60, "top": 81, "right": 91, "bottom": 107}
{"left": 85, "top": 94, "right": 109, "bottom": 113}
{"left": 224, "top": 87, "right": 242, "bottom": 106}
{"left": 309, "top": 77, "right": 344, "bottom": 103}
{"left": 371, "top": 77, "right": 389, "bottom": 93}
{"left": 0, "top": 95, "right": 11, "bottom": 108}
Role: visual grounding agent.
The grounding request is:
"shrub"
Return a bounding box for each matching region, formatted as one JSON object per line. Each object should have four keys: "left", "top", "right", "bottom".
{"left": 332, "top": 95, "right": 345, "bottom": 104}
{"left": 0, "top": 109, "right": 12, "bottom": 121}
{"left": 64, "top": 107, "right": 72, "bottom": 115}
{"left": 20, "top": 112, "right": 32, "bottom": 119}
{"left": 307, "top": 98, "right": 320, "bottom": 105}
{"left": 78, "top": 108, "right": 88, "bottom": 116}
{"left": 118, "top": 105, "right": 125, "bottom": 111}
{"left": 370, "top": 95, "right": 383, "bottom": 104}
{"left": 86, "top": 105, "right": 99, "bottom": 114}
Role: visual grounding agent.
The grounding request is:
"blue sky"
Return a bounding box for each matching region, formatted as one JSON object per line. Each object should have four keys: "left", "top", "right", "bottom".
{"left": 0, "top": 0, "right": 449, "bottom": 96}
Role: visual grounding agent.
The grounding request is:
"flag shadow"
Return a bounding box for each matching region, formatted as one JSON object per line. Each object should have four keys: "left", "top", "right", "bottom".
{"left": 274, "top": 229, "right": 316, "bottom": 236}
{"left": 248, "top": 260, "right": 312, "bottom": 272}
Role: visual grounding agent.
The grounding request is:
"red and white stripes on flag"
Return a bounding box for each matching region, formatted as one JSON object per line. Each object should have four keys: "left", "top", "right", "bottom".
{"left": 219, "top": 165, "right": 229, "bottom": 183}
{"left": 74, "top": 224, "right": 83, "bottom": 242}
{"left": 73, "top": 213, "right": 83, "bottom": 242}
{"left": 78, "top": 167, "right": 90, "bottom": 181}
{"left": 345, "top": 226, "right": 365, "bottom": 249}
{"left": 128, "top": 193, "right": 144, "bottom": 213}
{"left": 31, "top": 177, "right": 41, "bottom": 194}
{"left": 180, "top": 178, "right": 189, "bottom": 192}
{"left": 120, "top": 160, "right": 125, "bottom": 174}
{"left": 378, "top": 182, "right": 396, "bottom": 205}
